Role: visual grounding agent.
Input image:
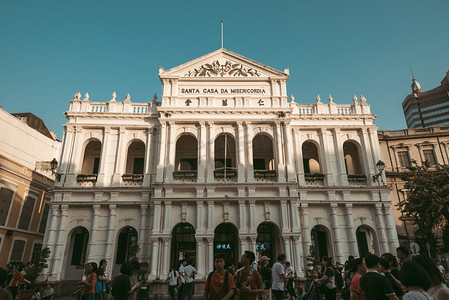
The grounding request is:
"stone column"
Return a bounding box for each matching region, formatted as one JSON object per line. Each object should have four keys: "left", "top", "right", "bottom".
{"left": 196, "top": 201, "right": 204, "bottom": 234}
{"left": 360, "top": 128, "right": 375, "bottom": 186}
{"left": 165, "top": 122, "right": 176, "bottom": 183}
{"left": 104, "top": 204, "right": 117, "bottom": 276}
{"left": 58, "top": 126, "right": 74, "bottom": 185}
{"left": 283, "top": 236, "right": 291, "bottom": 261}
{"left": 198, "top": 122, "right": 206, "bottom": 183}
{"left": 281, "top": 200, "right": 289, "bottom": 234}
{"left": 207, "top": 201, "right": 214, "bottom": 234}
{"left": 162, "top": 201, "right": 172, "bottom": 234}
{"left": 50, "top": 205, "right": 68, "bottom": 280}
{"left": 293, "top": 129, "right": 306, "bottom": 185}
{"left": 239, "top": 200, "right": 247, "bottom": 234}
{"left": 240, "top": 237, "right": 247, "bottom": 253}
{"left": 275, "top": 122, "right": 286, "bottom": 182}
{"left": 139, "top": 205, "right": 148, "bottom": 260}
{"left": 112, "top": 129, "right": 126, "bottom": 185}
{"left": 152, "top": 201, "right": 162, "bottom": 234}
{"left": 149, "top": 238, "right": 159, "bottom": 279}
{"left": 345, "top": 204, "right": 359, "bottom": 257}
{"left": 300, "top": 204, "right": 311, "bottom": 257}
{"left": 249, "top": 200, "right": 256, "bottom": 234}
{"left": 375, "top": 204, "right": 389, "bottom": 254}
{"left": 66, "top": 127, "right": 83, "bottom": 186}
{"left": 245, "top": 122, "right": 254, "bottom": 182}
{"left": 383, "top": 204, "right": 400, "bottom": 252}
{"left": 293, "top": 236, "right": 304, "bottom": 277}
{"left": 206, "top": 122, "right": 215, "bottom": 183}
{"left": 237, "top": 122, "right": 245, "bottom": 183}
{"left": 42, "top": 205, "right": 59, "bottom": 277}
{"left": 97, "top": 127, "right": 110, "bottom": 186}
{"left": 87, "top": 205, "right": 101, "bottom": 262}
{"left": 156, "top": 122, "right": 167, "bottom": 182}
{"left": 207, "top": 238, "right": 214, "bottom": 274}
{"left": 143, "top": 128, "right": 153, "bottom": 186}
{"left": 196, "top": 238, "right": 204, "bottom": 278}
{"left": 332, "top": 129, "right": 348, "bottom": 185}
{"left": 161, "top": 237, "right": 170, "bottom": 278}
{"left": 283, "top": 122, "right": 296, "bottom": 182}
{"left": 291, "top": 199, "right": 300, "bottom": 232}
{"left": 330, "top": 204, "right": 344, "bottom": 263}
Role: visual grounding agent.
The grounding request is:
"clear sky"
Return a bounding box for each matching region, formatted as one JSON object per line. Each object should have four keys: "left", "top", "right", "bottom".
{"left": 1, "top": 0, "right": 448, "bottom": 139}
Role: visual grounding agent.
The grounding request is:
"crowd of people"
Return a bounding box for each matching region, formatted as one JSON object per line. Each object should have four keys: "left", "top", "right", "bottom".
{"left": 2, "top": 246, "right": 449, "bottom": 300}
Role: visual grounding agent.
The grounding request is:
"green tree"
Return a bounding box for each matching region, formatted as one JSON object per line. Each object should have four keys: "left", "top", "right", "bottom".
{"left": 398, "top": 162, "right": 449, "bottom": 256}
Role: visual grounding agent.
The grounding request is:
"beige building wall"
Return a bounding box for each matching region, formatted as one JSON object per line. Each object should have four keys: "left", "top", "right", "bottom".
{"left": 378, "top": 126, "right": 449, "bottom": 254}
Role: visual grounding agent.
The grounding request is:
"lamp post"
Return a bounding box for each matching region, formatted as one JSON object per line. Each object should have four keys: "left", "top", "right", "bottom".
{"left": 373, "top": 160, "right": 385, "bottom": 183}
{"left": 50, "top": 158, "right": 60, "bottom": 181}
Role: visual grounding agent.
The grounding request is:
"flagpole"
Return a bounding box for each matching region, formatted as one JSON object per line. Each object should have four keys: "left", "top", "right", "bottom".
{"left": 221, "top": 20, "right": 223, "bottom": 48}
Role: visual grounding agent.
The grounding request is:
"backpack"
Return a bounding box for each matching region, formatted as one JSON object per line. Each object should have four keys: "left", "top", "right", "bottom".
{"left": 334, "top": 268, "right": 343, "bottom": 291}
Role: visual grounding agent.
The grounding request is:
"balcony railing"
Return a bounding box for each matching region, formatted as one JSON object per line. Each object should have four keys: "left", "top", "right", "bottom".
{"left": 305, "top": 173, "right": 325, "bottom": 185}
{"left": 214, "top": 168, "right": 237, "bottom": 181}
{"left": 76, "top": 174, "right": 98, "bottom": 183}
{"left": 173, "top": 170, "right": 197, "bottom": 181}
{"left": 254, "top": 170, "right": 276, "bottom": 181}
{"left": 122, "top": 173, "right": 144, "bottom": 182}
{"left": 348, "top": 174, "right": 367, "bottom": 185}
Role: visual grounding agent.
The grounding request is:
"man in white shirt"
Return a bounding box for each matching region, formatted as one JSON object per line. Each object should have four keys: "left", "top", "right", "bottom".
{"left": 183, "top": 261, "right": 197, "bottom": 300}
{"left": 272, "top": 254, "right": 290, "bottom": 300}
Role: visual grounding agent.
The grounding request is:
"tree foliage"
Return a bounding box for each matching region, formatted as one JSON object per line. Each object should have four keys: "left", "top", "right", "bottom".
{"left": 398, "top": 162, "right": 449, "bottom": 256}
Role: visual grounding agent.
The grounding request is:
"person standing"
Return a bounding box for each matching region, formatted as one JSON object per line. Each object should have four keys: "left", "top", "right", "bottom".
{"left": 8, "top": 265, "right": 31, "bottom": 300}
{"left": 167, "top": 266, "right": 179, "bottom": 300}
{"left": 272, "top": 254, "right": 290, "bottom": 300}
{"left": 360, "top": 254, "right": 398, "bottom": 300}
{"left": 236, "top": 251, "right": 264, "bottom": 300}
{"left": 204, "top": 253, "right": 236, "bottom": 300}
{"left": 315, "top": 256, "right": 336, "bottom": 300}
{"left": 381, "top": 253, "right": 404, "bottom": 299}
{"left": 349, "top": 258, "right": 367, "bottom": 300}
{"left": 178, "top": 260, "right": 187, "bottom": 300}
{"left": 73, "top": 262, "right": 98, "bottom": 300}
{"left": 285, "top": 262, "right": 295, "bottom": 299}
{"left": 399, "top": 261, "right": 433, "bottom": 300}
{"left": 95, "top": 260, "right": 110, "bottom": 300}
{"left": 396, "top": 247, "right": 409, "bottom": 271}
{"left": 183, "top": 261, "right": 197, "bottom": 300}
{"left": 258, "top": 256, "right": 272, "bottom": 300}
{"left": 129, "top": 261, "right": 140, "bottom": 300}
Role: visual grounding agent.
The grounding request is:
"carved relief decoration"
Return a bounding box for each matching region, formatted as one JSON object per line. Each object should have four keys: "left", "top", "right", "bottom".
{"left": 184, "top": 60, "right": 260, "bottom": 77}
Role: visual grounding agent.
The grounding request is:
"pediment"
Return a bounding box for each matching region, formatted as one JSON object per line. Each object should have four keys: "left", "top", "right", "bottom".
{"left": 160, "top": 48, "right": 288, "bottom": 79}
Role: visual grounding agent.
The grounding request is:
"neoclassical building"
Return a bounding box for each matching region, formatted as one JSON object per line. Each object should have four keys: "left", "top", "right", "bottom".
{"left": 42, "top": 49, "right": 399, "bottom": 288}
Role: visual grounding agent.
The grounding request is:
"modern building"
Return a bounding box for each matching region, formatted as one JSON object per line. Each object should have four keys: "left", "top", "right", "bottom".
{"left": 378, "top": 126, "right": 449, "bottom": 255}
{"left": 403, "top": 71, "right": 449, "bottom": 128}
{"left": 0, "top": 108, "right": 61, "bottom": 269}
{"left": 42, "top": 49, "right": 399, "bottom": 296}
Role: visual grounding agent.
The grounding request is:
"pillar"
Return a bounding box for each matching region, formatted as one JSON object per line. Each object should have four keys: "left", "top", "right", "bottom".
{"left": 375, "top": 204, "right": 389, "bottom": 254}
{"left": 332, "top": 129, "right": 348, "bottom": 186}
{"left": 284, "top": 122, "right": 296, "bottom": 182}
{"left": 161, "top": 237, "right": 170, "bottom": 278}
{"left": 162, "top": 201, "right": 172, "bottom": 234}
{"left": 149, "top": 238, "right": 159, "bottom": 279}
{"left": 330, "top": 204, "right": 344, "bottom": 263}
{"left": 87, "top": 205, "right": 101, "bottom": 262}
{"left": 206, "top": 122, "right": 215, "bottom": 183}
{"left": 383, "top": 204, "right": 400, "bottom": 252}
{"left": 300, "top": 204, "right": 311, "bottom": 258}
{"left": 139, "top": 205, "right": 148, "bottom": 260}
{"left": 50, "top": 205, "right": 68, "bottom": 280}
{"left": 198, "top": 122, "right": 206, "bottom": 182}
{"left": 275, "top": 122, "right": 286, "bottom": 182}
{"left": 156, "top": 122, "right": 167, "bottom": 182}
{"left": 345, "top": 204, "right": 359, "bottom": 257}
{"left": 164, "top": 122, "right": 176, "bottom": 183}
{"left": 104, "top": 204, "right": 117, "bottom": 277}
{"left": 196, "top": 238, "right": 204, "bottom": 278}
{"left": 97, "top": 127, "right": 110, "bottom": 186}
{"left": 293, "top": 236, "right": 304, "bottom": 277}
{"left": 143, "top": 128, "right": 153, "bottom": 186}
{"left": 112, "top": 129, "right": 126, "bottom": 185}
{"left": 245, "top": 122, "right": 254, "bottom": 182}
{"left": 249, "top": 200, "right": 256, "bottom": 234}
{"left": 237, "top": 122, "right": 245, "bottom": 183}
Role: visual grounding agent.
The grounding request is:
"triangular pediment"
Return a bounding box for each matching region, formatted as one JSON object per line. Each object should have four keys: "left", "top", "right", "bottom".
{"left": 160, "top": 48, "right": 288, "bottom": 79}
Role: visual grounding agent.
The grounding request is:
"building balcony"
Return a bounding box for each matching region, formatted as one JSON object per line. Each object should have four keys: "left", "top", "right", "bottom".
{"left": 76, "top": 174, "right": 98, "bottom": 186}
{"left": 348, "top": 174, "right": 367, "bottom": 185}
{"left": 173, "top": 170, "right": 197, "bottom": 182}
{"left": 254, "top": 170, "right": 276, "bottom": 181}
{"left": 304, "top": 173, "right": 325, "bottom": 185}
{"left": 214, "top": 168, "right": 237, "bottom": 182}
{"left": 122, "top": 173, "right": 144, "bottom": 185}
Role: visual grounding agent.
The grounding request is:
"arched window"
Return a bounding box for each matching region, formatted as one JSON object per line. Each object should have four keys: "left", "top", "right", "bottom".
{"left": 18, "top": 196, "right": 36, "bottom": 230}
{"left": 257, "top": 222, "right": 279, "bottom": 261}
{"left": 343, "top": 141, "right": 363, "bottom": 175}
{"left": 80, "top": 140, "right": 102, "bottom": 175}
{"left": 311, "top": 225, "right": 332, "bottom": 261}
{"left": 302, "top": 142, "right": 321, "bottom": 174}
{"left": 116, "top": 226, "right": 138, "bottom": 264}
{"left": 70, "top": 227, "right": 89, "bottom": 266}
{"left": 0, "top": 187, "right": 14, "bottom": 226}
{"left": 171, "top": 223, "right": 196, "bottom": 267}
{"left": 214, "top": 134, "right": 237, "bottom": 179}
{"left": 125, "top": 140, "right": 145, "bottom": 174}
{"left": 214, "top": 223, "right": 238, "bottom": 266}
{"left": 356, "top": 225, "right": 378, "bottom": 257}
{"left": 175, "top": 135, "right": 198, "bottom": 171}
{"left": 252, "top": 134, "right": 274, "bottom": 171}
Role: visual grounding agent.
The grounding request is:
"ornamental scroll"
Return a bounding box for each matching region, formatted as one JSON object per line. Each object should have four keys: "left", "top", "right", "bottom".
{"left": 184, "top": 60, "right": 260, "bottom": 77}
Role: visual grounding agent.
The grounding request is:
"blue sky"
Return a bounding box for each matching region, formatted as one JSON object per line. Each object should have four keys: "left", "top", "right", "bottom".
{"left": 1, "top": 0, "right": 448, "bottom": 139}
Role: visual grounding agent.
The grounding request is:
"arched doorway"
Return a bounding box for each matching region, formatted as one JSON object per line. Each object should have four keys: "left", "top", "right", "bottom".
{"left": 171, "top": 223, "right": 196, "bottom": 267}
{"left": 311, "top": 225, "right": 332, "bottom": 261}
{"left": 64, "top": 226, "right": 89, "bottom": 280}
{"left": 356, "top": 225, "right": 378, "bottom": 257}
{"left": 115, "top": 226, "right": 138, "bottom": 264}
{"left": 256, "top": 222, "right": 279, "bottom": 261}
{"left": 214, "top": 223, "right": 238, "bottom": 266}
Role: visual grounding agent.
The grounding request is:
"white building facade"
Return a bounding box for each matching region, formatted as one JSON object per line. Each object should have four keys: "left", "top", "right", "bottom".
{"left": 42, "top": 49, "right": 399, "bottom": 284}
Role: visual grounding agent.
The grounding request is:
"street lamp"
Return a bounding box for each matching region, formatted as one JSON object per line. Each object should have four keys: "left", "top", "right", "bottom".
{"left": 50, "top": 158, "right": 60, "bottom": 181}
{"left": 372, "top": 160, "right": 385, "bottom": 182}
